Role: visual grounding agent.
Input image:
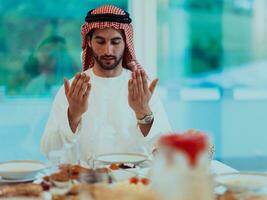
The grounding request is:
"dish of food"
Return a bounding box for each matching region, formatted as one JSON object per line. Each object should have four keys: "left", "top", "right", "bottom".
{"left": 0, "top": 163, "right": 155, "bottom": 200}
{"left": 0, "top": 183, "right": 43, "bottom": 198}
{"left": 41, "top": 164, "right": 112, "bottom": 191}
{"left": 52, "top": 180, "right": 157, "bottom": 200}
{"left": 109, "top": 163, "right": 136, "bottom": 170}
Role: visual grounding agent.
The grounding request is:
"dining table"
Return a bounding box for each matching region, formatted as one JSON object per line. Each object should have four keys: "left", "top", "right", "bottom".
{"left": 0, "top": 160, "right": 265, "bottom": 200}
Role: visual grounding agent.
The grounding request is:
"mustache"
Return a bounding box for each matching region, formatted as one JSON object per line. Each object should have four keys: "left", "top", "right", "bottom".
{"left": 100, "top": 55, "right": 116, "bottom": 60}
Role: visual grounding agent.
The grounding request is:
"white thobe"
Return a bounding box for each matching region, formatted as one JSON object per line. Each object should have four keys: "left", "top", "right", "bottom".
{"left": 41, "top": 68, "right": 171, "bottom": 163}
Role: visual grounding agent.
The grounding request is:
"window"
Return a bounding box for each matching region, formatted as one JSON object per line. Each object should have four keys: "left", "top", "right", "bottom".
{"left": 157, "top": 0, "right": 267, "bottom": 170}
{"left": 0, "top": 0, "right": 128, "bottom": 161}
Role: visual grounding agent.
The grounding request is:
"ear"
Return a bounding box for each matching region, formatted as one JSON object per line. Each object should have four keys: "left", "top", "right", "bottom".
{"left": 87, "top": 39, "right": 92, "bottom": 48}
{"left": 86, "top": 34, "right": 92, "bottom": 48}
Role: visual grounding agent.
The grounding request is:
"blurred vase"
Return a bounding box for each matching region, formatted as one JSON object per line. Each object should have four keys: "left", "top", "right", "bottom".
{"left": 150, "top": 131, "right": 214, "bottom": 200}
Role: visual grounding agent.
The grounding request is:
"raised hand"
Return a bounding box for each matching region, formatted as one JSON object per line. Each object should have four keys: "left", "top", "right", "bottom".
{"left": 128, "top": 69, "right": 158, "bottom": 119}
{"left": 64, "top": 73, "right": 91, "bottom": 132}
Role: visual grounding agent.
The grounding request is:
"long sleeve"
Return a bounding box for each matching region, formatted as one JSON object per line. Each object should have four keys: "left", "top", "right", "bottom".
{"left": 40, "top": 86, "right": 81, "bottom": 158}
{"left": 41, "top": 68, "right": 172, "bottom": 161}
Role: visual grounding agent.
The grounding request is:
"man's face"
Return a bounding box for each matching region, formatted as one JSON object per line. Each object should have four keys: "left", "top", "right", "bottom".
{"left": 88, "top": 28, "right": 125, "bottom": 70}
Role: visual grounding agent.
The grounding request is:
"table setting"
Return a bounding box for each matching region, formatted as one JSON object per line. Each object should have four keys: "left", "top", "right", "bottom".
{"left": 0, "top": 132, "right": 267, "bottom": 200}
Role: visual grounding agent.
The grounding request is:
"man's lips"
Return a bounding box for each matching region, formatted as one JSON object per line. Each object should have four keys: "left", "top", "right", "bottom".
{"left": 101, "top": 56, "right": 116, "bottom": 61}
{"left": 101, "top": 59, "right": 115, "bottom": 64}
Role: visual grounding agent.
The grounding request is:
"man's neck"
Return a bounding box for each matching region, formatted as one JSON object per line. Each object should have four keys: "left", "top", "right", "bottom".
{"left": 92, "top": 64, "right": 123, "bottom": 77}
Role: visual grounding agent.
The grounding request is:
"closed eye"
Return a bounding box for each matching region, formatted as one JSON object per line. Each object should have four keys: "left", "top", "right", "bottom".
{"left": 96, "top": 40, "right": 105, "bottom": 45}
{"left": 111, "top": 38, "right": 122, "bottom": 45}
{"left": 94, "top": 36, "right": 105, "bottom": 44}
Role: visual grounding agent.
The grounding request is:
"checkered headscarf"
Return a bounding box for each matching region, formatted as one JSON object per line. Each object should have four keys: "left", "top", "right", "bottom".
{"left": 81, "top": 5, "right": 141, "bottom": 72}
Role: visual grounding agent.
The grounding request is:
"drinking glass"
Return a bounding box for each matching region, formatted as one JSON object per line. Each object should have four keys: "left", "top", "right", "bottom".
{"left": 79, "top": 170, "right": 110, "bottom": 200}
{"left": 47, "top": 149, "right": 64, "bottom": 172}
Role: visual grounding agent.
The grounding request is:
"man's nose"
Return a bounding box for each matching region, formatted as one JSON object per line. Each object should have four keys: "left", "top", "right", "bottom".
{"left": 104, "top": 43, "right": 112, "bottom": 55}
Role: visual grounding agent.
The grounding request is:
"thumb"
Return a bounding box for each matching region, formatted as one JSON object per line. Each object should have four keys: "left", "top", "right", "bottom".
{"left": 64, "top": 77, "right": 70, "bottom": 95}
{"left": 149, "top": 78, "right": 159, "bottom": 94}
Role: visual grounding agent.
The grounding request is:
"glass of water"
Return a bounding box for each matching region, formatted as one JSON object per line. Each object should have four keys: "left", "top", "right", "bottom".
{"left": 79, "top": 170, "right": 110, "bottom": 200}
{"left": 47, "top": 149, "right": 64, "bottom": 173}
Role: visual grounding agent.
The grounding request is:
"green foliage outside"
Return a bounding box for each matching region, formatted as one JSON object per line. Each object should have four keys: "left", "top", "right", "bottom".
{"left": 0, "top": 0, "right": 127, "bottom": 96}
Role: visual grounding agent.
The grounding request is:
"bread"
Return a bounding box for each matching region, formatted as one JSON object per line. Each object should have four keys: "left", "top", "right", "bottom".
{"left": 0, "top": 183, "right": 43, "bottom": 197}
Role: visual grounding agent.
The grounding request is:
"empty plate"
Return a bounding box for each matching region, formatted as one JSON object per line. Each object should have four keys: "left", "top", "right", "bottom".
{"left": 0, "top": 160, "right": 46, "bottom": 180}
{"left": 94, "top": 153, "right": 148, "bottom": 165}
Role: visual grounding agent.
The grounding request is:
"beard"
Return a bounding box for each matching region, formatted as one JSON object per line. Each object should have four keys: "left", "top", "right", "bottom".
{"left": 92, "top": 50, "right": 124, "bottom": 71}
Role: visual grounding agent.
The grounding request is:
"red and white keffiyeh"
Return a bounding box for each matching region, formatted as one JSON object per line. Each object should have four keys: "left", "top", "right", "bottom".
{"left": 81, "top": 5, "right": 141, "bottom": 72}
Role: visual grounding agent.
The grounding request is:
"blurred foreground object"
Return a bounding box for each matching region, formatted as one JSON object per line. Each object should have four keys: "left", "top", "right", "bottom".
{"left": 150, "top": 131, "right": 214, "bottom": 200}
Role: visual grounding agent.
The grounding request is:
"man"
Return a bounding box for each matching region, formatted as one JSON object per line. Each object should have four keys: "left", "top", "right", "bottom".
{"left": 41, "top": 5, "right": 171, "bottom": 163}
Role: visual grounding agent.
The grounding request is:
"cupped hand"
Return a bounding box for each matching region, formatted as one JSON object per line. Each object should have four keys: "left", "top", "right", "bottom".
{"left": 64, "top": 72, "right": 91, "bottom": 121}
{"left": 128, "top": 69, "right": 158, "bottom": 119}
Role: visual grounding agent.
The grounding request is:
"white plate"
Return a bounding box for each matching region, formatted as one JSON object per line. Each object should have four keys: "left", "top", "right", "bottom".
{"left": 94, "top": 153, "right": 148, "bottom": 165}
{"left": 215, "top": 172, "right": 267, "bottom": 192}
{"left": 0, "top": 176, "right": 36, "bottom": 183}
{"left": 0, "top": 160, "right": 46, "bottom": 180}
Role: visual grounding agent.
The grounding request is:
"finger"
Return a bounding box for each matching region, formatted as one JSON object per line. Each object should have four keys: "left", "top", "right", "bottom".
{"left": 136, "top": 70, "right": 144, "bottom": 96}
{"left": 149, "top": 78, "right": 159, "bottom": 94}
{"left": 69, "top": 73, "right": 81, "bottom": 96}
{"left": 131, "top": 73, "right": 137, "bottom": 100}
{"left": 133, "top": 72, "right": 138, "bottom": 99}
{"left": 78, "top": 82, "right": 88, "bottom": 98}
{"left": 64, "top": 77, "right": 70, "bottom": 96}
{"left": 141, "top": 70, "right": 149, "bottom": 94}
{"left": 84, "top": 75, "right": 90, "bottom": 83}
{"left": 129, "top": 74, "right": 135, "bottom": 99}
{"left": 128, "top": 79, "right": 134, "bottom": 99}
{"left": 78, "top": 75, "right": 90, "bottom": 97}
{"left": 83, "top": 83, "right": 91, "bottom": 100}
{"left": 143, "top": 70, "right": 149, "bottom": 79}
{"left": 132, "top": 72, "right": 138, "bottom": 100}
{"left": 74, "top": 73, "right": 86, "bottom": 97}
